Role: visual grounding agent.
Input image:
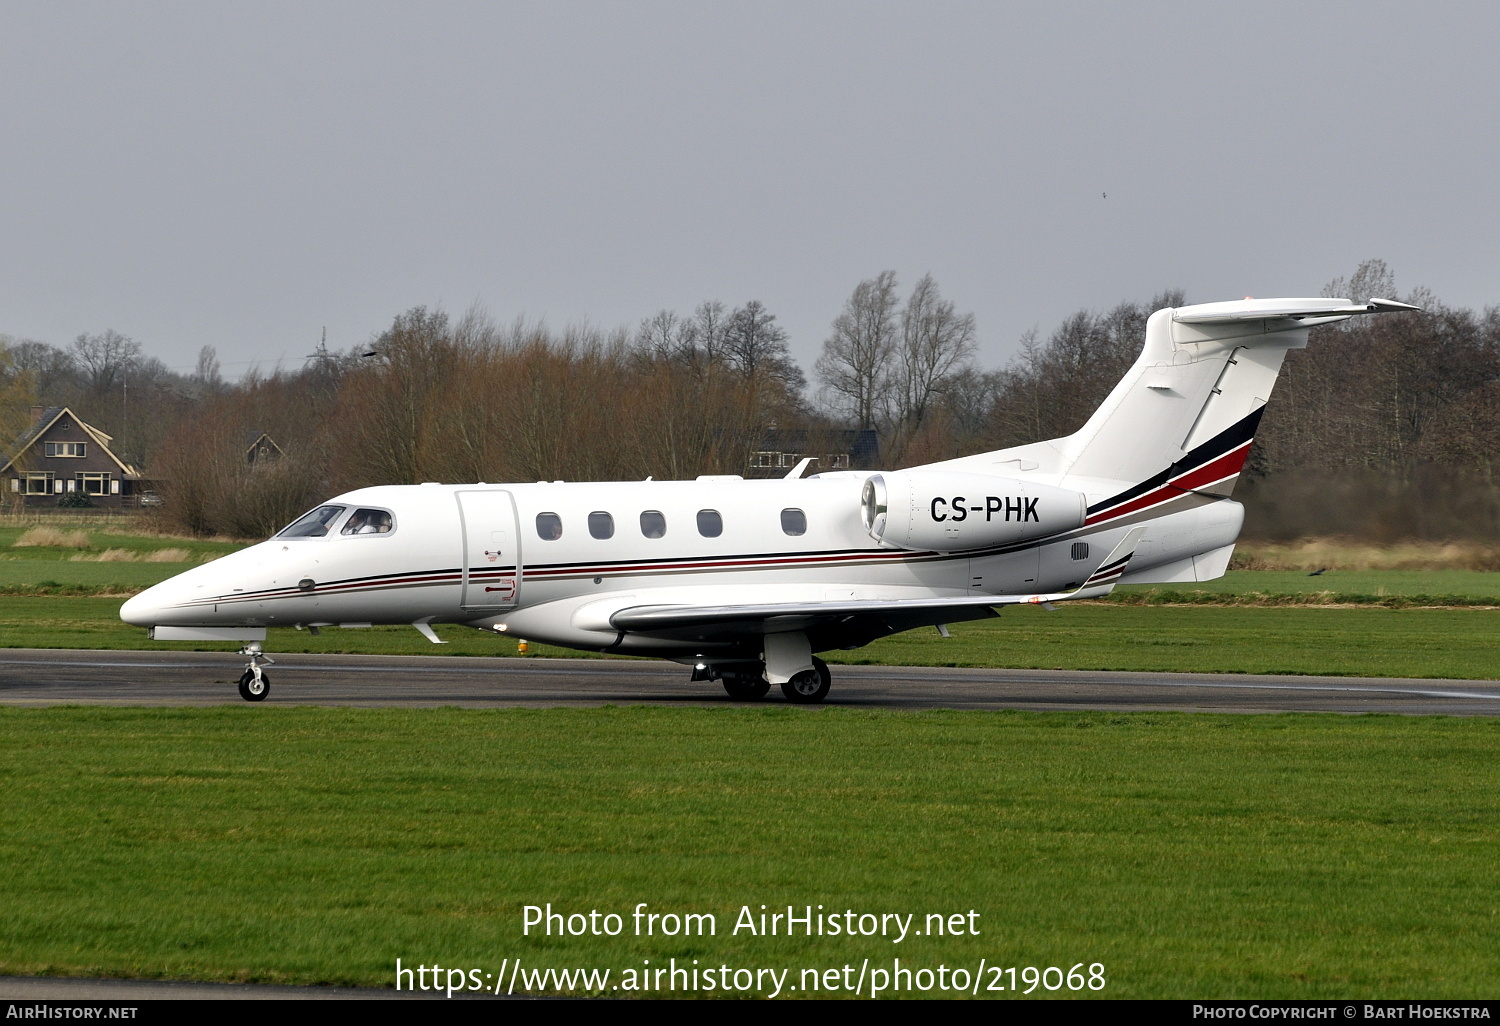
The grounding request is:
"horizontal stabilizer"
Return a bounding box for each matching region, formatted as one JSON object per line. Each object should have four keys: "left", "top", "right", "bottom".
{"left": 1173, "top": 297, "right": 1420, "bottom": 324}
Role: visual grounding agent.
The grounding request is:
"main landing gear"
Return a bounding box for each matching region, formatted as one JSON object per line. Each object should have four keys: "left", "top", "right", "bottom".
{"left": 722, "top": 673, "right": 772, "bottom": 702}
{"left": 782, "top": 657, "right": 831, "bottom": 705}
{"left": 718, "top": 656, "right": 831, "bottom": 705}
{"left": 237, "top": 642, "right": 273, "bottom": 702}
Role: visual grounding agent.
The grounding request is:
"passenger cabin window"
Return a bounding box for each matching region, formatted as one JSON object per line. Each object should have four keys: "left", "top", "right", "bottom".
{"left": 536, "top": 513, "right": 563, "bottom": 541}
{"left": 696, "top": 509, "right": 723, "bottom": 538}
{"left": 279, "top": 505, "right": 346, "bottom": 538}
{"left": 341, "top": 509, "right": 394, "bottom": 535}
{"left": 780, "top": 508, "right": 807, "bottom": 536}
{"left": 640, "top": 510, "right": 666, "bottom": 539}
{"left": 588, "top": 512, "right": 614, "bottom": 539}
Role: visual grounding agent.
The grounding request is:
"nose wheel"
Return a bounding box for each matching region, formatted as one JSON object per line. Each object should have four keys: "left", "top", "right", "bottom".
{"left": 237, "top": 643, "right": 274, "bottom": 702}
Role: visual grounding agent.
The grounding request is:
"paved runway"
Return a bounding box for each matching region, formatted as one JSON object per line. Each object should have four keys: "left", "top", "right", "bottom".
{"left": 3, "top": 648, "right": 1500, "bottom": 714}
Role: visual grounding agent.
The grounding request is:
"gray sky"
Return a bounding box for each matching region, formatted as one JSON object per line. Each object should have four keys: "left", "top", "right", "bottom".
{"left": 2, "top": 1, "right": 1496, "bottom": 379}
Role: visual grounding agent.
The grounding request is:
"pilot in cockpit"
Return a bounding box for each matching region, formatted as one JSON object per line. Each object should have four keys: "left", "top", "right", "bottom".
{"left": 341, "top": 509, "right": 392, "bottom": 535}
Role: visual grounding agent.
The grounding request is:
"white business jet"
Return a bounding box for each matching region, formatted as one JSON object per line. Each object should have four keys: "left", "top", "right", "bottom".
{"left": 122, "top": 296, "right": 1417, "bottom": 703}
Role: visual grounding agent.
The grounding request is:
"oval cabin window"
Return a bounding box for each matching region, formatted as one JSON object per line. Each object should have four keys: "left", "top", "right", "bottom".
{"left": 535, "top": 513, "right": 563, "bottom": 541}
{"left": 640, "top": 510, "right": 667, "bottom": 539}
{"left": 696, "top": 509, "right": 723, "bottom": 538}
{"left": 588, "top": 512, "right": 614, "bottom": 539}
{"left": 780, "top": 508, "right": 807, "bottom": 536}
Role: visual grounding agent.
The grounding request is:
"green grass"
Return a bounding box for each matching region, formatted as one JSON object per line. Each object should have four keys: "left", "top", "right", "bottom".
{"left": 0, "top": 525, "right": 242, "bottom": 560}
{"left": 5, "top": 597, "right": 1498, "bottom": 680}
{"left": 1125, "top": 569, "right": 1500, "bottom": 597}
{"left": 0, "top": 527, "right": 242, "bottom": 596}
{"left": 832, "top": 604, "right": 1500, "bottom": 680}
{"left": 1115, "top": 569, "right": 1500, "bottom": 607}
{"left": 0, "top": 560, "right": 193, "bottom": 591}
{"left": 1, "top": 706, "right": 1497, "bottom": 998}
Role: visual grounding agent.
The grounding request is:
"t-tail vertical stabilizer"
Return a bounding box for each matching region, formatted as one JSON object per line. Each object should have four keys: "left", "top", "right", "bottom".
{"left": 921, "top": 297, "right": 1419, "bottom": 520}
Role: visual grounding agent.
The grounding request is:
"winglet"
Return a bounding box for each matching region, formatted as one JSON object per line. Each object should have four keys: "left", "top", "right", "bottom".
{"left": 1064, "top": 526, "right": 1147, "bottom": 600}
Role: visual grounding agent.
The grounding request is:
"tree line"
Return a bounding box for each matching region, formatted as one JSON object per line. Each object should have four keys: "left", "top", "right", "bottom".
{"left": 4, "top": 260, "right": 1499, "bottom": 540}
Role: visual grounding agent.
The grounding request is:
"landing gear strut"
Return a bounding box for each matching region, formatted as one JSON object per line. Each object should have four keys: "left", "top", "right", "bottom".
{"left": 238, "top": 642, "right": 273, "bottom": 702}
{"left": 781, "top": 656, "right": 831, "bottom": 705}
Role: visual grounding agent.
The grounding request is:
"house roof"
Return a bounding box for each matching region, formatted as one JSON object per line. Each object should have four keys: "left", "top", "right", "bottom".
{"left": 243, "top": 430, "right": 284, "bottom": 454}
{"left": 0, "top": 407, "right": 139, "bottom": 477}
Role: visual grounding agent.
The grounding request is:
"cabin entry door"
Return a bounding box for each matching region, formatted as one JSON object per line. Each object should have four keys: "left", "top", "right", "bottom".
{"left": 456, "top": 490, "right": 522, "bottom": 611}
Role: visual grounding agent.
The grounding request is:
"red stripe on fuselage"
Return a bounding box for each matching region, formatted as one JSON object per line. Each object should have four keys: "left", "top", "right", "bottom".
{"left": 1083, "top": 441, "right": 1251, "bottom": 526}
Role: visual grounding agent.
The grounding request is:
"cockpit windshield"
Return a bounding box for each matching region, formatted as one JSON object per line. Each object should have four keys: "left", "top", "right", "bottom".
{"left": 278, "top": 505, "right": 346, "bottom": 539}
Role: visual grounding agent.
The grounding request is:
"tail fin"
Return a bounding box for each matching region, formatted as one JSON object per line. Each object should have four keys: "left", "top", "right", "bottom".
{"left": 924, "top": 297, "right": 1418, "bottom": 508}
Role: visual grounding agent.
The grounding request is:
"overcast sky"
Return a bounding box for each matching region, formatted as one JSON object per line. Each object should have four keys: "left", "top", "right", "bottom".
{"left": 1, "top": 1, "right": 1496, "bottom": 379}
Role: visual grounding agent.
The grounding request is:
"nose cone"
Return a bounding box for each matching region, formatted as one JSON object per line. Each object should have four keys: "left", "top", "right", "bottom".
{"left": 120, "top": 582, "right": 170, "bottom": 626}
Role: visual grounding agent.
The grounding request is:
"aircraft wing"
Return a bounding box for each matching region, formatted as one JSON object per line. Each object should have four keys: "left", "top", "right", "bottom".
{"left": 608, "top": 527, "right": 1145, "bottom": 633}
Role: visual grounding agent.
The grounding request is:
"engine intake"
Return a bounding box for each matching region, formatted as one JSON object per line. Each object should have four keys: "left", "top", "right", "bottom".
{"left": 861, "top": 471, "right": 1086, "bottom": 551}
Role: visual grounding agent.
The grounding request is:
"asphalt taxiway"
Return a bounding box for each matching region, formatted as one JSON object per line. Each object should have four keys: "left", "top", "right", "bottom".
{"left": 3, "top": 648, "right": 1499, "bottom": 715}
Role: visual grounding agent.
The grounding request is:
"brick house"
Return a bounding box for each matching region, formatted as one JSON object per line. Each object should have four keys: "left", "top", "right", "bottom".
{"left": 1, "top": 406, "right": 142, "bottom": 507}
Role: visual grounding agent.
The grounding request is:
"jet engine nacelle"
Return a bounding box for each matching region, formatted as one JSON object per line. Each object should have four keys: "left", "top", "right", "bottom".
{"left": 861, "top": 471, "right": 1087, "bottom": 551}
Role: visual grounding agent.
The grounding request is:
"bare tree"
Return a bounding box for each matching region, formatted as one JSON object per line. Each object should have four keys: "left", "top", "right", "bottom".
{"left": 194, "top": 346, "right": 223, "bottom": 388}
{"left": 4, "top": 338, "right": 77, "bottom": 406}
{"left": 887, "top": 274, "right": 976, "bottom": 442}
{"left": 724, "top": 301, "right": 789, "bottom": 378}
{"left": 815, "top": 270, "right": 899, "bottom": 429}
{"left": 71, "top": 329, "right": 141, "bottom": 393}
{"left": 685, "top": 301, "right": 731, "bottom": 368}
{"left": 634, "top": 309, "right": 690, "bottom": 363}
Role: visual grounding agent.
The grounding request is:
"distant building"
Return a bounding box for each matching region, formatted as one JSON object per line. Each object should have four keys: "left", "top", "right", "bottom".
{"left": 747, "top": 428, "right": 879, "bottom": 478}
{"left": 1, "top": 406, "right": 142, "bottom": 507}
{"left": 245, "top": 431, "right": 285, "bottom": 466}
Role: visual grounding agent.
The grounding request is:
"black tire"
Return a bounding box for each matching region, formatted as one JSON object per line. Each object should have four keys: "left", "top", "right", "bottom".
{"left": 722, "top": 675, "right": 771, "bottom": 701}
{"left": 238, "top": 669, "right": 270, "bottom": 702}
{"left": 781, "top": 658, "right": 831, "bottom": 704}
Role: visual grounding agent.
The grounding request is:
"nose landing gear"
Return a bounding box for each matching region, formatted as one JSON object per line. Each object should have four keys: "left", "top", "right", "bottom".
{"left": 238, "top": 642, "right": 274, "bottom": 702}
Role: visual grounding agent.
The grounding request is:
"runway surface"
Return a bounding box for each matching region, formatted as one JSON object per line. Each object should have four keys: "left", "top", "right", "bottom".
{"left": 4, "top": 648, "right": 1500, "bottom": 715}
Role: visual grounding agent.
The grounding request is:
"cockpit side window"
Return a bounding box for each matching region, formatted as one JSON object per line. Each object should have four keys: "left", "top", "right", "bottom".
{"left": 278, "top": 505, "right": 346, "bottom": 538}
{"left": 341, "top": 508, "right": 395, "bottom": 536}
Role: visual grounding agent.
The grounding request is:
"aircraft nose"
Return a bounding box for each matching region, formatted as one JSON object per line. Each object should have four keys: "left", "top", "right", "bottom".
{"left": 120, "top": 584, "right": 168, "bottom": 627}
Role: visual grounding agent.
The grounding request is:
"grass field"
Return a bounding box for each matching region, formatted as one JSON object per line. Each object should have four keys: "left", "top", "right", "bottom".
{"left": 5, "top": 597, "right": 1500, "bottom": 679}
{"left": 1118, "top": 569, "right": 1500, "bottom": 602}
{"left": 2, "top": 706, "right": 1496, "bottom": 998}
